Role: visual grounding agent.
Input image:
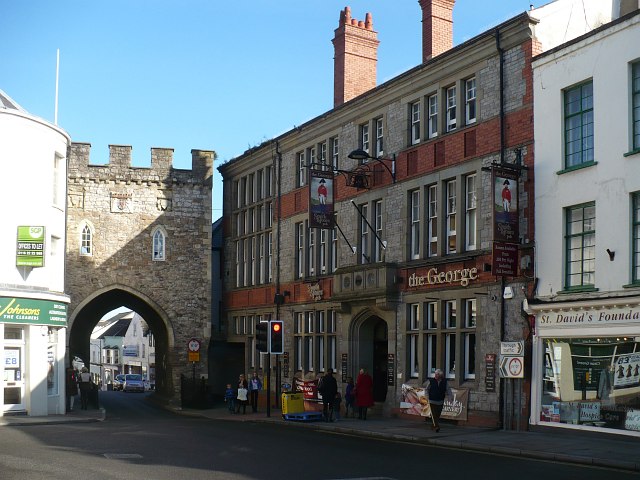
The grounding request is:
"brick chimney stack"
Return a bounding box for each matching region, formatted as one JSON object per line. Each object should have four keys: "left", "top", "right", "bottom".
{"left": 419, "top": 0, "right": 455, "bottom": 62}
{"left": 332, "top": 6, "right": 379, "bottom": 108}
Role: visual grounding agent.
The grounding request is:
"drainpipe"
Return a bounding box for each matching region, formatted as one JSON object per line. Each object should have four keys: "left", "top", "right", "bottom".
{"left": 495, "top": 28, "right": 507, "bottom": 430}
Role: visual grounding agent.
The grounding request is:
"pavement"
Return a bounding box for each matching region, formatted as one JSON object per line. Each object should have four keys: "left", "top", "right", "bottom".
{"left": 2, "top": 402, "right": 639, "bottom": 473}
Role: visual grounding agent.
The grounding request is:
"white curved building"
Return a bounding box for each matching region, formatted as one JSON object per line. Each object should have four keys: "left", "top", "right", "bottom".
{"left": 0, "top": 90, "right": 70, "bottom": 416}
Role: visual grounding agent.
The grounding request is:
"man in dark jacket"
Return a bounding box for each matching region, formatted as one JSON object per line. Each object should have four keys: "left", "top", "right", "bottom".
{"left": 425, "top": 369, "right": 450, "bottom": 432}
{"left": 318, "top": 370, "right": 338, "bottom": 422}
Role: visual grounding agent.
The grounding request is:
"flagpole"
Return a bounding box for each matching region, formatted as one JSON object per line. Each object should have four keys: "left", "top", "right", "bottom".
{"left": 54, "top": 49, "right": 60, "bottom": 125}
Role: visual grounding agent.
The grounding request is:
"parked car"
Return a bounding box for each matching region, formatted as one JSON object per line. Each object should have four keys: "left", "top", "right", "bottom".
{"left": 113, "top": 374, "right": 126, "bottom": 391}
{"left": 123, "top": 374, "right": 145, "bottom": 393}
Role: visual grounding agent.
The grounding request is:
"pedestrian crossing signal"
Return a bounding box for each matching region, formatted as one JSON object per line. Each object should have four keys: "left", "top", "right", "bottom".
{"left": 269, "top": 320, "right": 284, "bottom": 354}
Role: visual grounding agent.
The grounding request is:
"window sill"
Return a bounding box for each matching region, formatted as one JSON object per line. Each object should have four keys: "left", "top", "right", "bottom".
{"left": 623, "top": 282, "right": 640, "bottom": 289}
{"left": 623, "top": 148, "right": 640, "bottom": 158}
{"left": 558, "top": 286, "right": 599, "bottom": 294}
{"left": 556, "top": 161, "right": 598, "bottom": 175}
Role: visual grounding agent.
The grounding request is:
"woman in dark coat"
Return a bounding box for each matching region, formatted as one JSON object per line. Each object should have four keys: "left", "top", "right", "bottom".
{"left": 354, "top": 367, "right": 374, "bottom": 420}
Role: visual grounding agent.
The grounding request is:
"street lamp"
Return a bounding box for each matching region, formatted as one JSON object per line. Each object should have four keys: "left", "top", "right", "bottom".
{"left": 347, "top": 148, "right": 396, "bottom": 183}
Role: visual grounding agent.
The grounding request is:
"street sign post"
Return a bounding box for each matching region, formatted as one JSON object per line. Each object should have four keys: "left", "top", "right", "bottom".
{"left": 499, "top": 341, "right": 524, "bottom": 378}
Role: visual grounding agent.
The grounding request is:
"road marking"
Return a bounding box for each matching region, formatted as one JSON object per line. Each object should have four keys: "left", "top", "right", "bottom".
{"left": 103, "top": 453, "right": 143, "bottom": 459}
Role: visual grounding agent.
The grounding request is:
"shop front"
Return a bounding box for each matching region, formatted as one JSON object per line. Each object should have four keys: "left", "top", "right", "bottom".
{"left": 529, "top": 298, "right": 640, "bottom": 436}
{"left": 0, "top": 296, "right": 68, "bottom": 416}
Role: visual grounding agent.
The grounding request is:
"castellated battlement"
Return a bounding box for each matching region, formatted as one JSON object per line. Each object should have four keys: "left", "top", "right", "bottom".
{"left": 69, "top": 143, "right": 214, "bottom": 187}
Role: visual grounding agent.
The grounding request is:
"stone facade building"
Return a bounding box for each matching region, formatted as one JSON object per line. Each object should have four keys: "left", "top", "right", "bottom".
{"left": 66, "top": 144, "right": 213, "bottom": 404}
{"left": 217, "top": 0, "right": 614, "bottom": 425}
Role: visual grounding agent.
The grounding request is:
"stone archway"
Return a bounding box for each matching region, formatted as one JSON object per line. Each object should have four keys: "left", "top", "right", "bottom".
{"left": 66, "top": 144, "right": 214, "bottom": 407}
{"left": 350, "top": 312, "right": 388, "bottom": 403}
{"left": 68, "top": 285, "right": 174, "bottom": 396}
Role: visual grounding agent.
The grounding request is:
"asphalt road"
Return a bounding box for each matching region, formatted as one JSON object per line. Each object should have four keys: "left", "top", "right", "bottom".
{"left": 0, "top": 391, "right": 636, "bottom": 480}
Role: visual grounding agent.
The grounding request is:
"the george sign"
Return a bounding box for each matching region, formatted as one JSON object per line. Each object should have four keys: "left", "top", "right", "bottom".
{"left": 16, "top": 226, "right": 45, "bottom": 267}
{"left": 501, "top": 341, "right": 524, "bottom": 355}
{"left": 492, "top": 242, "right": 518, "bottom": 277}
{"left": 499, "top": 356, "right": 524, "bottom": 378}
{"left": 309, "top": 170, "right": 335, "bottom": 229}
{"left": 407, "top": 267, "right": 478, "bottom": 288}
{"left": 0, "top": 297, "right": 66, "bottom": 326}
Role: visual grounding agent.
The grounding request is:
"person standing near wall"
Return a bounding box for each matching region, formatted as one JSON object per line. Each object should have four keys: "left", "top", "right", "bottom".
{"left": 65, "top": 367, "right": 78, "bottom": 412}
{"left": 248, "top": 372, "right": 263, "bottom": 413}
{"left": 78, "top": 367, "right": 92, "bottom": 410}
{"left": 354, "top": 367, "right": 374, "bottom": 420}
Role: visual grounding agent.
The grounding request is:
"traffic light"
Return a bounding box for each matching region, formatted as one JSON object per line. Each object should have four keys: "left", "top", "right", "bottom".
{"left": 269, "top": 320, "right": 284, "bottom": 354}
{"left": 256, "top": 321, "right": 268, "bottom": 353}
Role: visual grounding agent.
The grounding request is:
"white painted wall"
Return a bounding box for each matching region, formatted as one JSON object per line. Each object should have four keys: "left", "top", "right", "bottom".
{"left": 533, "top": 14, "right": 640, "bottom": 297}
{"left": 0, "top": 95, "right": 70, "bottom": 416}
{"left": 0, "top": 106, "right": 70, "bottom": 293}
{"left": 530, "top": 0, "right": 614, "bottom": 52}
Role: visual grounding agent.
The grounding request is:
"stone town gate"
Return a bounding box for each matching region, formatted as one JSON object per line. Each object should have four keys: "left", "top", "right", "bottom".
{"left": 66, "top": 143, "right": 213, "bottom": 405}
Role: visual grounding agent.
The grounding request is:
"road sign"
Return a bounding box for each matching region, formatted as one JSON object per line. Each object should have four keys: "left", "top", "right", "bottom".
{"left": 187, "top": 338, "right": 201, "bottom": 352}
{"left": 500, "top": 341, "right": 524, "bottom": 356}
{"left": 499, "top": 356, "right": 524, "bottom": 378}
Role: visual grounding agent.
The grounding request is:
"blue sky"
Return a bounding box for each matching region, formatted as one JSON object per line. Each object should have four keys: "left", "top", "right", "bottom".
{"left": 2, "top": 1, "right": 536, "bottom": 221}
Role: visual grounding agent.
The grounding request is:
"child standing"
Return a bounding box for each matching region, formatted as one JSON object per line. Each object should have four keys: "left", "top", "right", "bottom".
{"left": 344, "top": 376, "right": 355, "bottom": 418}
{"left": 224, "top": 383, "right": 236, "bottom": 414}
{"left": 333, "top": 391, "right": 342, "bottom": 422}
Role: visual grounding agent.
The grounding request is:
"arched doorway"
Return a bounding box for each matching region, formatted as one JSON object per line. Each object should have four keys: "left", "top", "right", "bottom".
{"left": 68, "top": 286, "right": 174, "bottom": 397}
{"left": 351, "top": 314, "right": 388, "bottom": 403}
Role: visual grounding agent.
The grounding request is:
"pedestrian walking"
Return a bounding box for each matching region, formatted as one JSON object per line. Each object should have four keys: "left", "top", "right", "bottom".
{"left": 318, "top": 370, "right": 338, "bottom": 422}
{"left": 354, "top": 368, "right": 374, "bottom": 420}
{"left": 424, "top": 368, "right": 451, "bottom": 432}
{"left": 248, "top": 372, "right": 263, "bottom": 413}
{"left": 65, "top": 367, "right": 78, "bottom": 412}
{"left": 78, "top": 367, "right": 92, "bottom": 410}
{"left": 224, "top": 383, "right": 236, "bottom": 414}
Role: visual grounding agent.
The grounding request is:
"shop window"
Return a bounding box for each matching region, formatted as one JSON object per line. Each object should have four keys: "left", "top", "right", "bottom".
{"left": 539, "top": 336, "right": 640, "bottom": 432}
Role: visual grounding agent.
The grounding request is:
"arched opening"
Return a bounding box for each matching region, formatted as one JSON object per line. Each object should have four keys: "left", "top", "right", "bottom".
{"left": 351, "top": 314, "right": 388, "bottom": 403}
{"left": 67, "top": 286, "right": 173, "bottom": 398}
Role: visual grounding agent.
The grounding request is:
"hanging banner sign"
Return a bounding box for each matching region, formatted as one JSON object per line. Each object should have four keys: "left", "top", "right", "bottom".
{"left": 492, "top": 242, "right": 518, "bottom": 276}
{"left": 493, "top": 167, "right": 519, "bottom": 243}
{"left": 309, "top": 170, "right": 335, "bottom": 229}
{"left": 16, "top": 226, "right": 45, "bottom": 267}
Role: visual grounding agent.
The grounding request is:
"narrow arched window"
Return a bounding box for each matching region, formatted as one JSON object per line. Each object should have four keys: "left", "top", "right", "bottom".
{"left": 152, "top": 229, "right": 165, "bottom": 261}
{"left": 81, "top": 224, "right": 92, "bottom": 256}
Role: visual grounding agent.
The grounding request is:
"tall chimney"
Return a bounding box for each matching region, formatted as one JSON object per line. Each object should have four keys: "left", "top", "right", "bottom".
{"left": 332, "top": 7, "right": 379, "bottom": 107}
{"left": 419, "top": 0, "right": 455, "bottom": 62}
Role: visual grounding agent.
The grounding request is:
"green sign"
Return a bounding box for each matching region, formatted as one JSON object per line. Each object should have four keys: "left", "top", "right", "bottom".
{"left": 0, "top": 297, "right": 67, "bottom": 327}
{"left": 16, "top": 226, "right": 45, "bottom": 267}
